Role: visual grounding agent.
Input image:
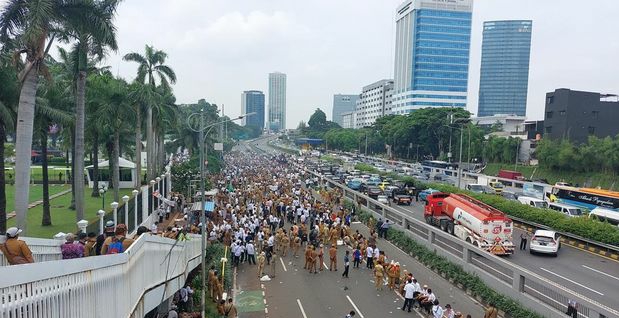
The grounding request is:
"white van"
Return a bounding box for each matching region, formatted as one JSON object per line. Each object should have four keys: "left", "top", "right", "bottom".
{"left": 589, "top": 207, "right": 619, "bottom": 226}
{"left": 548, "top": 202, "right": 583, "bottom": 217}
{"left": 518, "top": 196, "right": 548, "bottom": 209}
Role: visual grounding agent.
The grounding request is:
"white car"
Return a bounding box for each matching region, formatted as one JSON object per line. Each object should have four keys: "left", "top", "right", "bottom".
{"left": 377, "top": 195, "right": 389, "bottom": 204}
{"left": 530, "top": 230, "right": 561, "bottom": 256}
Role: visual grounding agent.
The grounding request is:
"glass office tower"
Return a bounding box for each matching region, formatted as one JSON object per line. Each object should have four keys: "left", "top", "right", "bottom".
{"left": 392, "top": 0, "right": 473, "bottom": 115}
{"left": 478, "top": 20, "right": 532, "bottom": 117}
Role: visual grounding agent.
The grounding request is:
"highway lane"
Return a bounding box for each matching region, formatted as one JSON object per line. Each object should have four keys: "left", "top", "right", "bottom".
{"left": 253, "top": 137, "right": 619, "bottom": 311}
{"left": 384, "top": 200, "right": 619, "bottom": 309}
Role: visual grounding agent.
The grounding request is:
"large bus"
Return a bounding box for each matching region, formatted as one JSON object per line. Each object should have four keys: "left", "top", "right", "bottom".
{"left": 421, "top": 160, "right": 458, "bottom": 172}
{"left": 550, "top": 185, "right": 619, "bottom": 212}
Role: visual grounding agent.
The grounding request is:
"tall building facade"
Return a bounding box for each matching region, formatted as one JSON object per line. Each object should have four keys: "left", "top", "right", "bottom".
{"left": 241, "top": 90, "right": 265, "bottom": 130}
{"left": 268, "top": 72, "right": 287, "bottom": 131}
{"left": 544, "top": 89, "right": 619, "bottom": 144}
{"left": 392, "top": 0, "right": 473, "bottom": 115}
{"left": 478, "top": 20, "right": 532, "bottom": 117}
{"left": 355, "top": 79, "right": 394, "bottom": 128}
{"left": 332, "top": 94, "right": 359, "bottom": 127}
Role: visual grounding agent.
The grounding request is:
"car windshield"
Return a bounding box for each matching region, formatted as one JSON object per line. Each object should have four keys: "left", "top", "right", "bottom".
{"left": 534, "top": 202, "right": 548, "bottom": 208}
{"left": 469, "top": 185, "right": 483, "bottom": 191}
{"left": 568, "top": 209, "right": 582, "bottom": 216}
{"left": 493, "top": 183, "right": 504, "bottom": 188}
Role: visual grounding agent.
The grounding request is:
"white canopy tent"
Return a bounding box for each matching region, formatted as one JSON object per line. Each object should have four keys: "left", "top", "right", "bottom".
{"left": 85, "top": 157, "right": 137, "bottom": 188}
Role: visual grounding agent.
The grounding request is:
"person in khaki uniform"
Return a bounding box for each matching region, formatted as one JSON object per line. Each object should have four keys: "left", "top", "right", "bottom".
{"left": 318, "top": 244, "right": 324, "bottom": 271}
{"left": 280, "top": 233, "right": 290, "bottom": 257}
{"left": 0, "top": 227, "right": 34, "bottom": 265}
{"left": 223, "top": 298, "right": 237, "bottom": 317}
{"left": 387, "top": 261, "right": 400, "bottom": 290}
{"left": 257, "top": 252, "right": 266, "bottom": 278}
{"left": 208, "top": 266, "right": 218, "bottom": 299}
{"left": 293, "top": 236, "right": 301, "bottom": 257}
{"left": 328, "top": 244, "right": 338, "bottom": 271}
{"left": 303, "top": 244, "right": 312, "bottom": 270}
{"left": 374, "top": 262, "right": 385, "bottom": 291}
{"left": 309, "top": 245, "right": 318, "bottom": 274}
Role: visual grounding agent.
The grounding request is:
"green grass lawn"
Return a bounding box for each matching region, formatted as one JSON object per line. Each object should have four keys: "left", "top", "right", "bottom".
{"left": 483, "top": 163, "right": 619, "bottom": 190}
{"left": 4, "top": 184, "right": 71, "bottom": 213}
{"left": 7, "top": 188, "right": 135, "bottom": 238}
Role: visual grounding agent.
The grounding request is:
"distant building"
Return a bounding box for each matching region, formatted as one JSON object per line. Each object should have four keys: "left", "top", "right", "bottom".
{"left": 332, "top": 94, "right": 359, "bottom": 127}
{"left": 341, "top": 111, "right": 356, "bottom": 129}
{"left": 355, "top": 79, "right": 394, "bottom": 128}
{"left": 391, "top": 0, "right": 473, "bottom": 115}
{"left": 478, "top": 20, "right": 532, "bottom": 117}
{"left": 268, "top": 72, "right": 287, "bottom": 131}
{"left": 472, "top": 114, "right": 527, "bottom": 136}
{"left": 544, "top": 89, "right": 619, "bottom": 144}
{"left": 241, "top": 90, "right": 265, "bottom": 130}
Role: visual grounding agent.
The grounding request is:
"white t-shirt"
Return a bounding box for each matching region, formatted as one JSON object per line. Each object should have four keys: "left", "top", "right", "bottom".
{"left": 366, "top": 246, "right": 374, "bottom": 258}
{"left": 404, "top": 283, "right": 415, "bottom": 299}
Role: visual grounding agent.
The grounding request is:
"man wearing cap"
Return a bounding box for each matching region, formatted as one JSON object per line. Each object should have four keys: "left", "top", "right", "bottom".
{"left": 96, "top": 221, "right": 116, "bottom": 255}
{"left": 0, "top": 227, "right": 34, "bottom": 265}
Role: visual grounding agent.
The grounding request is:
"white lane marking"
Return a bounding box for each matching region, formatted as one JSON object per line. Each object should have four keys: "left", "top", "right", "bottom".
{"left": 296, "top": 299, "right": 308, "bottom": 318}
{"left": 540, "top": 267, "right": 604, "bottom": 295}
{"left": 582, "top": 265, "right": 619, "bottom": 281}
{"left": 280, "top": 257, "right": 288, "bottom": 272}
{"left": 346, "top": 295, "right": 365, "bottom": 318}
{"left": 323, "top": 262, "right": 329, "bottom": 270}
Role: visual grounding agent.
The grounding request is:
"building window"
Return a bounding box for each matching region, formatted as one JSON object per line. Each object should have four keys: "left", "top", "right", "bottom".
{"left": 546, "top": 96, "right": 554, "bottom": 104}
{"left": 546, "top": 111, "right": 553, "bottom": 119}
{"left": 559, "top": 110, "right": 566, "bottom": 116}
{"left": 588, "top": 126, "right": 596, "bottom": 134}
{"left": 592, "top": 110, "right": 599, "bottom": 118}
{"left": 545, "top": 126, "right": 552, "bottom": 134}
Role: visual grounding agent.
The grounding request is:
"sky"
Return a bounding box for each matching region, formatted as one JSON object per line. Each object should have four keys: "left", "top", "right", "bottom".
{"left": 38, "top": 0, "right": 619, "bottom": 128}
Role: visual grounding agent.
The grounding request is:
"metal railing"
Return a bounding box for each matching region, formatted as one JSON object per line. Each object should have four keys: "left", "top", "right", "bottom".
{"left": 304, "top": 167, "right": 619, "bottom": 318}
{"left": 0, "top": 233, "right": 201, "bottom": 318}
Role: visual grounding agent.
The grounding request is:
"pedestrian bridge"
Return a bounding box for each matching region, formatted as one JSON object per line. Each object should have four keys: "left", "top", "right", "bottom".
{"left": 0, "top": 233, "right": 201, "bottom": 318}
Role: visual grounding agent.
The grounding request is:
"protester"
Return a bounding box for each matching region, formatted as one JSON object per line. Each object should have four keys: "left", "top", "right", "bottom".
{"left": 61, "top": 233, "right": 84, "bottom": 259}
{"left": 0, "top": 227, "right": 34, "bottom": 265}
{"left": 96, "top": 221, "right": 116, "bottom": 255}
{"left": 101, "top": 224, "right": 134, "bottom": 254}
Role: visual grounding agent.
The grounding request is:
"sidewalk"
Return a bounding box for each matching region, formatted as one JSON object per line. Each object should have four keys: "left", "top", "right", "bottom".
{"left": 235, "top": 261, "right": 267, "bottom": 318}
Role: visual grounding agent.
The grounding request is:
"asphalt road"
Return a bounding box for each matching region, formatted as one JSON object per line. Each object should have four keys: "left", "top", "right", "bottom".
{"left": 252, "top": 136, "right": 619, "bottom": 312}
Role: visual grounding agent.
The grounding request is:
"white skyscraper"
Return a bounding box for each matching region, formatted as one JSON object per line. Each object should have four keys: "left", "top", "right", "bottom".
{"left": 392, "top": 0, "right": 473, "bottom": 115}
{"left": 268, "top": 72, "right": 287, "bottom": 131}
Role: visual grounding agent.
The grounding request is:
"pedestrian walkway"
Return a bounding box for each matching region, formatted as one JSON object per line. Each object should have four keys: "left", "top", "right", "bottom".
{"left": 5, "top": 188, "right": 72, "bottom": 220}
{"left": 235, "top": 265, "right": 267, "bottom": 318}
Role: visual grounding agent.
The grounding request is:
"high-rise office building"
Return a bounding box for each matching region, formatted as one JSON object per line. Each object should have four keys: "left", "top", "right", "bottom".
{"left": 478, "top": 20, "right": 532, "bottom": 117}
{"left": 241, "top": 90, "right": 265, "bottom": 130}
{"left": 268, "top": 72, "right": 287, "bottom": 131}
{"left": 355, "top": 79, "right": 394, "bottom": 128}
{"left": 392, "top": 0, "right": 473, "bottom": 115}
{"left": 332, "top": 94, "right": 359, "bottom": 127}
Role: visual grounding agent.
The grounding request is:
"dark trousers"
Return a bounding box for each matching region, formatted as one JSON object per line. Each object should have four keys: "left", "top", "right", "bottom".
{"left": 402, "top": 298, "right": 413, "bottom": 312}
{"left": 342, "top": 265, "right": 349, "bottom": 278}
{"left": 520, "top": 238, "right": 528, "bottom": 250}
{"left": 353, "top": 258, "right": 360, "bottom": 268}
{"left": 566, "top": 305, "right": 577, "bottom": 318}
{"left": 366, "top": 257, "right": 374, "bottom": 269}
{"left": 247, "top": 254, "right": 256, "bottom": 265}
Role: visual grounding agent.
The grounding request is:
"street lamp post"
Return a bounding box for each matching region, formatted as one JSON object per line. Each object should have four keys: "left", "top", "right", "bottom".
{"left": 187, "top": 110, "right": 255, "bottom": 318}
{"left": 98, "top": 185, "right": 107, "bottom": 210}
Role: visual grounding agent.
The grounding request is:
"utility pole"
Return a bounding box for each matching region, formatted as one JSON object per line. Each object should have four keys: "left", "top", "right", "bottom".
{"left": 198, "top": 108, "right": 206, "bottom": 318}
{"left": 514, "top": 126, "right": 520, "bottom": 171}
{"left": 365, "top": 132, "right": 368, "bottom": 155}
{"left": 467, "top": 125, "right": 471, "bottom": 166}
{"left": 448, "top": 113, "right": 454, "bottom": 162}
{"left": 457, "top": 127, "right": 464, "bottom": 189}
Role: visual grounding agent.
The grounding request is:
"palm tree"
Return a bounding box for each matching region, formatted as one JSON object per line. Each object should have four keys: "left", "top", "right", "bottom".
{"left": 0, "top": 0, "right": 117, "bottom": 232}
{"left": 128, "top": 83, "right": 159, "bottom": 187}
{"left": 61, "top": 0, "right": 120, "bottom": 222}
{"left": 0, "top": 59, "right": 18, "bottom": 233}
{"left": 123, "top": 45, "right": 176, "bottom": 181}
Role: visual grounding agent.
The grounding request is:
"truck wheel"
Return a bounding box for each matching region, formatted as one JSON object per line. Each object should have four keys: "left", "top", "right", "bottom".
{"left": 447, "top": 223, "right": 454, "bottom": 235}
{"left": 425, "top": 216, "right": 432, "bottom": 225}
{"left": 440, "top": 220, "right": 448, "bottom": 232}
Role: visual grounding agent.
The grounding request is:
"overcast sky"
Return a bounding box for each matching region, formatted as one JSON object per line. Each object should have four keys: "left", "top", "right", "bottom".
{"left": 48, "top": 0, "right": 619, "bottom": 127}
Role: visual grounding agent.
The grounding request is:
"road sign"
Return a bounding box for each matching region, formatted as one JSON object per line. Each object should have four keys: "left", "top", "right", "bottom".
{"left": 214, "top": 143, "right": 223, "bottom": 151}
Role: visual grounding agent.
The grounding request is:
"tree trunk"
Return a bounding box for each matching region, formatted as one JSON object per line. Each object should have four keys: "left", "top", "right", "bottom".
{"left": 146, "top": 106, "right": 154, "bottom": 181}
{"left": 14, "top": 63, "right": 39, "bottom": 234}
{"left": 0, "top": 122, "right": 7, "bottom": 233}
{"left": 91, "top": 132, "right": 100, "bottom": 197}
{"left": 112, "top": 130, "right": 120, "bottom": 203}
{"left": 135, "top": 104, "right": 142, "bottom": 188}
{"left": 69, "top": 130, "right": 76, "bottom": 210}
{"left": 74, "top": 71, "right": 86, "bottom": 221}
{"left": 41, "top": 129, "right": 51, "bottom": 226}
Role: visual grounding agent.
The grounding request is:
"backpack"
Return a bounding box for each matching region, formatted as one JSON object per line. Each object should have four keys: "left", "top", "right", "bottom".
{"left": 107, "top": 237, "right": 125, "bottom": 254}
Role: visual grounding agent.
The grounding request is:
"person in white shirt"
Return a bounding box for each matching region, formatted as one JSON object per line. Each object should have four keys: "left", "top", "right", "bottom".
{"left": 432, "top": 300, "right": 443, "bottom": 318}
{"left": 246, "top": 241, "right": 256, "bottom": 265}
{"left": 402, "top": 279, "right": 415, "bottom": 312}
{"left": 366, "top": 246, "right": 374, "bottom": 269}
{"left": 421, "top": 288, "right": 436, "bottom": 313}
{"left": 443, "top": 304, "right": 455, "bottom": 318}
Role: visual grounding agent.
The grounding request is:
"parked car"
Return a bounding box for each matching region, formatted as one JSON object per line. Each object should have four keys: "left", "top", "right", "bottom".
{"left": 488, "top": 181, "right": 504, "bottom": 194}
{"left": 530, "top": 230, "right": 561, "bottom": 256}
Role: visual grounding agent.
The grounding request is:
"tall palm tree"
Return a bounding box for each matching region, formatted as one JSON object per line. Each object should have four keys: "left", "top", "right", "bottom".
{"left": 123, "top": 45, "right": 176, "bottom": 181}
{"left": 128, "top": 82, "right": 159, "bottom": 187}
{"left": 61, "top": 0, "right": 120, "bottom": 222}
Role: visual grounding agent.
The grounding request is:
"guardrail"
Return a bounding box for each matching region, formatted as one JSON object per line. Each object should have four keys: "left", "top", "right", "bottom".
{"left": 0, "top": 233, "right": 201, "bottom": 318}
{"left": 302, "top": 167, "right": 618, "bottom": 318}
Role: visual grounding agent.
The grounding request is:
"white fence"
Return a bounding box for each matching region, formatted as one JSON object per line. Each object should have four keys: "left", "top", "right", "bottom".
{"left": 0, "top": 233, "right": 201, "bottom": 318}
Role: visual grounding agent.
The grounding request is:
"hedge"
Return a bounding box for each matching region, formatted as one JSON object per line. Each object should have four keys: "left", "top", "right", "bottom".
{"left": 191, "top": 243, "right": 232, "bottom": 315}
{"left": 356, "top": 208, "right": 543, "bottom": 318}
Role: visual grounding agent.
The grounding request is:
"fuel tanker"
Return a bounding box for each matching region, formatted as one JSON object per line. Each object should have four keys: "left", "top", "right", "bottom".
{"left": 424, "top": 192, "right": 514, "bottom": 255}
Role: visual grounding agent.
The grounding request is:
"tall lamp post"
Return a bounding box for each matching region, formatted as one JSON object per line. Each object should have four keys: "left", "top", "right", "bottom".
{"left": 98, "top": 185, "right": 107, "bottom": 210}
{"left": 187, "top": 109, "right": 255, "bottom": 318}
